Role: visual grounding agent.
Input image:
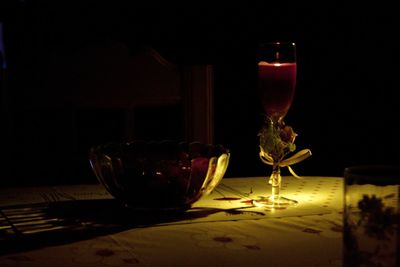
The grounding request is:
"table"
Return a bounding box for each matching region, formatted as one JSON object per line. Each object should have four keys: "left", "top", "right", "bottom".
{"left": 0, "top": 176, "right": 343, "bottom": 267}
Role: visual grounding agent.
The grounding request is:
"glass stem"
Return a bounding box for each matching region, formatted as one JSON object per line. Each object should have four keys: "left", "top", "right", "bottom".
{"left": 270, "top": 163, "right": 281, "bottom": 202}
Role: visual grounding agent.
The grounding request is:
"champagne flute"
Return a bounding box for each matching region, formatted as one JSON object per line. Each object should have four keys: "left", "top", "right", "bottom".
{"left": 256, "top": 41, "right": 298, "bottom": 207}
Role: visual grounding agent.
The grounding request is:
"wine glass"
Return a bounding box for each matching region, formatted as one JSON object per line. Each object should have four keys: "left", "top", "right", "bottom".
{"left": 256, "top": 41, "right": 298, "bottom": 207}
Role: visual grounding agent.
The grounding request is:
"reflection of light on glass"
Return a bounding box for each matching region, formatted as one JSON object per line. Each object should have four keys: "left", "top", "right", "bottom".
{"left": 202, "top": 154, "right": 230, "bottom": 196}
{"left": 250, "top": 189, "right": 332, "bottom": 213}
{"left": 216, "top": 177, "right": 342, "bottom": 211}
{"left": 275, "top": 52, "right": 280, "bottom": 61}
{"left": 258, "top": 61, "right": 291, "bottom": 67}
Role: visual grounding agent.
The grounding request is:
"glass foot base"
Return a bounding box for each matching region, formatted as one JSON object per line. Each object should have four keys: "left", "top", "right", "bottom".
{"left": 253, "top": 196, "right": 298, "bottom": 208}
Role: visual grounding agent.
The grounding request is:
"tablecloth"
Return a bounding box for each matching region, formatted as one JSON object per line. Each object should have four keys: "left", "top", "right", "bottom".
{"left": 0, "top": 176, "right": 343, "bottom": 267}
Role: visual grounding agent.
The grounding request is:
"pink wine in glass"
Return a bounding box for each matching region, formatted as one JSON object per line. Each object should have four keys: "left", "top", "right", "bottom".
{"left": 258, "top": 61, "right": 296, "bottom": 121}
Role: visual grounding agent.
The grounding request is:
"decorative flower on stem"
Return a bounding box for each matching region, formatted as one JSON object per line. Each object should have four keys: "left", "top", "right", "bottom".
{"left": 258, "top": 119, "right": 297, "bottom": 163}
{"left": 258, "top": 117, "right": 312, "bottom": 178}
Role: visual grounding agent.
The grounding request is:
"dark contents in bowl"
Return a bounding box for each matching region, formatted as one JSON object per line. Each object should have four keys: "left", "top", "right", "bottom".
{"left": 89, "top": 140, "right": 230, "bottom": 210}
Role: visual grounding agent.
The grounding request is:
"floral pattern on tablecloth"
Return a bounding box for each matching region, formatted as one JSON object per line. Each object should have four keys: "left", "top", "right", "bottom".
{"left": 0, "top": 176, "right": 344, "bottom": 267}
{"left": 70, "top": 237, "right": 140, "bottom": 266}
{"left": 191, "top": 229, "right": 261, "bottom": 250}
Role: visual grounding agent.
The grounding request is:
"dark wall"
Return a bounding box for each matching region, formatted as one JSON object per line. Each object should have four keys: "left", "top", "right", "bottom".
{"left": 1, "top": 2, "right": 399, "bottom": 185}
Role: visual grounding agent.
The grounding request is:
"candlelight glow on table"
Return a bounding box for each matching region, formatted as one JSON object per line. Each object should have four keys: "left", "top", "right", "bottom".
{"left": 255, "top": 42, "right": 312, "bottom": 208}
{"left": 0, "top": 175, "right": 343, "bottom": 266}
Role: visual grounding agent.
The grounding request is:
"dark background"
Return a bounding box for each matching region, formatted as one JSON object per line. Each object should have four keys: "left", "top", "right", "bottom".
{"left": 1, "top": 1, "right": 399, "bottom": 186}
